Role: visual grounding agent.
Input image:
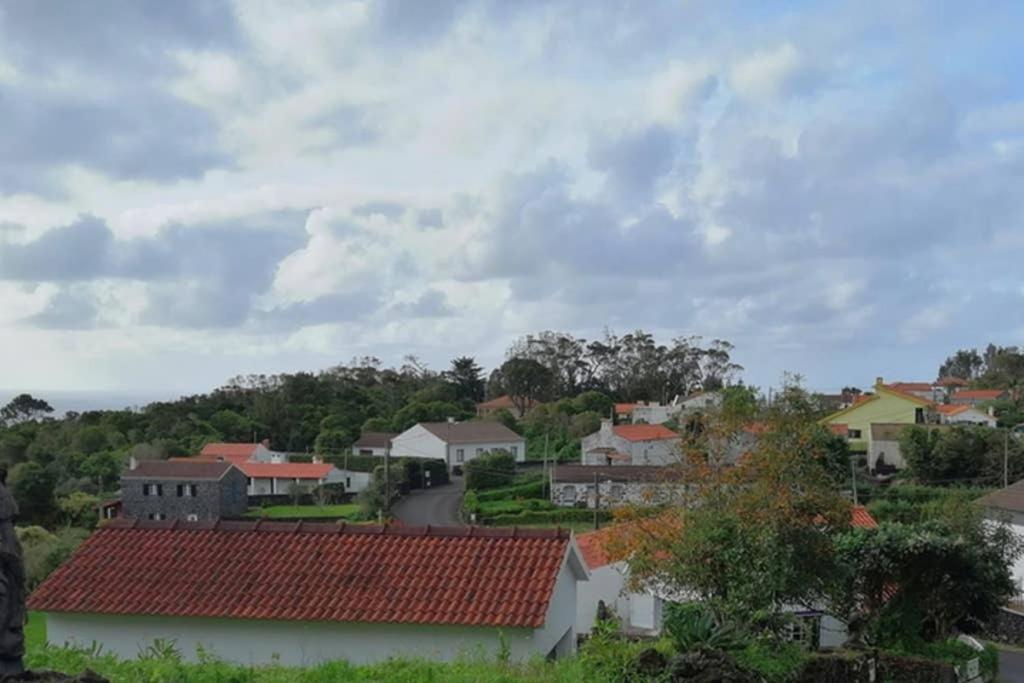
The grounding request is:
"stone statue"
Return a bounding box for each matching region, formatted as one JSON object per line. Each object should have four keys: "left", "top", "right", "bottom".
{"left": 0, "top": 466, "right": 25, "bottom": 676}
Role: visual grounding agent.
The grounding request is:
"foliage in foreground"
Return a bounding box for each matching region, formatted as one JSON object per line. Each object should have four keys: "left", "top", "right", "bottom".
{"left": 27, "top": 645, "right": 589, "bottom": 683}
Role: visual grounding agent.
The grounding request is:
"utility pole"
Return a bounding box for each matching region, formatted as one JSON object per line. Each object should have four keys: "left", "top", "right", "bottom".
{"left": 1005, "top": 428, "right": 1010, "bottom": 489}
{"left": 593, "top": 471, "right": 600, "bottom": 530}
{"left": 851, "top": 456, "right": 858, "bottom": 506}
{"left": 383, "top": 441, "right": 391, "bottom": 518}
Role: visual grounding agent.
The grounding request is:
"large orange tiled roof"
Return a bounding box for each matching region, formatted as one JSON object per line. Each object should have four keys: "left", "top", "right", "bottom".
{"left": 198, "top": 442, "right": 261, "bottom": 462}
{"left": 955, "top": 389, "right": 1005, "bottom": 400}
{"left": 613, "top": 424, "right": 678, "bottom": 442}
{"left": 234, "top": 461, "right": 336, "bottom": 480}
{"left": 28, "top": 521, "right": 572, "bottom": 629}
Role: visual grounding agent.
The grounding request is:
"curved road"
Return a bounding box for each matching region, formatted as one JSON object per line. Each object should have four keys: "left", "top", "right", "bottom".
{"left": 391, "top": 476, "right": 464, "bottom": 527}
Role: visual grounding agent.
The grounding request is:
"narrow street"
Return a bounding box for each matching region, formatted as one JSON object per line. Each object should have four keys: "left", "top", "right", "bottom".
{"left": 391, "top": 476, "right": 464, "bottom": 527}
{"left": 1001, "top": 647, "right": 1024, "bottom": 682}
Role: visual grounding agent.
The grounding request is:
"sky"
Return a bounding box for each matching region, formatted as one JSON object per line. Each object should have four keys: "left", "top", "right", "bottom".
{"left": 1, "top": 0, "right": 1023, "bottom": 404}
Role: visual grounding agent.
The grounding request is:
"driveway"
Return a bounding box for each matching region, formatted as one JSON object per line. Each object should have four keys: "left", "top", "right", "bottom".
{"left": 391, "top": 476, "right": 464, "bottom": 527}
{"left": 1001, "top": 647, "right": 1024, "bottom": 682}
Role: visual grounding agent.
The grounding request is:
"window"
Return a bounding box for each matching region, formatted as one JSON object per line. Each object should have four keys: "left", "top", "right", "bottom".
{"left": 186, "top": 514, "right": 198, "bottom": 522}
{"left": 848, "top": 429, "right": 862, "bottom": 439}
{"left": 346, "top": 477, "right": 351, "bottom": 488}
{"left": 176, "top": 484, "right": 197, "bottom": 497}
{"left": 147, "top": 512, "right": 165, "bottom": 521}
{"left": 143, "top": 484, "right": 163, "bottom": 496}
{"left": 510, "top": 446, "right": 518, "bottom": 457}
{"left": 456, "top": 448, "right": 465, "bottom": 463}
{"left": 781, "top": 615, "right": 820, "bottom": 650}
{"left": 359, "top": 449, "right": 373, "bottom": 455}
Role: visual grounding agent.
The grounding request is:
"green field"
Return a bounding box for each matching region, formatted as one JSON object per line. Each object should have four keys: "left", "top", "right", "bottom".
{"left": 26, "top": 611, "right": 46, "bottom": 649}
{"left": 244, "top": 504, "right": 362, "bottom": 520}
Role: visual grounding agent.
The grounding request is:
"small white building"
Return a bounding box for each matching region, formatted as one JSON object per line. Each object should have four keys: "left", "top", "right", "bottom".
{"left": 674, "top": 390, "right": 722, "bottom": 413}
{"left": 351, "top": 432, "right": 395, "bottom": 457}
{"left": 576, "top": 526, "right": 664, "bottom": 636}
{"left": 29, "top": 521, "right": 589, "bottom": 666}
{"left": 390, "top": 421, "right": 526, "bottom": 471}
{"left": 936, "top": 404, "right": 997, "bottom": 427}
{"left": 581, "top": 420, "right": 681, "bottom": 466}
{"left": 979, "top": 482, "right": 1024, "bottom": 592}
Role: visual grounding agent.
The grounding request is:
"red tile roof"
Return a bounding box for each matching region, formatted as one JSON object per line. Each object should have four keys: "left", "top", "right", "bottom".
{"left": 888, "top": 382, "right": 933, "bottom": 393}
{"left": 28, "top": 521, "right": 574, "bottom": 629}
{"left": 199, "top": 443, "right": 261, "bottom": 462}
{"left": 955, "top": 389, "right": 1005, "bottom": 400}
{"left": 235, "top": 462, "right": 336, "bottom": 480}
{"left": 936, "top": 404, "right": 968, "bottom": 416}
{"left": 851, "top": 505, "right": 878, "bottom": 529}
{"left": 615, "top": 403, "right": 639, "bottom": 415}
{"left": 936, "top": 377, "right": 968, "bottom": 387}
{"left": 612, "top": 424, "right": 678, "bottom": 442}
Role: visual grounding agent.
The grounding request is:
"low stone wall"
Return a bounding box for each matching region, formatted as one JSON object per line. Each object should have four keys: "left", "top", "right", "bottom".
{"left": 987, "top": 607, "right": 1024, "bottom": 645}
{"left": 877, "top": 652, "right": 956, "bottom": 683}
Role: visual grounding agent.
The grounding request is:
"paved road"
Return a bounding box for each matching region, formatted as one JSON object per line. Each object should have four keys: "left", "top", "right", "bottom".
{"left": 1001, "top": 648, "right": 1024, "bottom": 682}
{"left": 391, "top": 476, "right": 464, "bottom": 527}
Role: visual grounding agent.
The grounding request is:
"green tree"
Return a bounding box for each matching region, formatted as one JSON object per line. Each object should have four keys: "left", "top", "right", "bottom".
{"left": 571, "top": 391, "right": 613, "bottom": 417}
{"left": 57, "top": 491, "right": 101, "bottom": 528}
{"left": 80, "top": 451, "right": 123, "bottom": 491}
{"left": 209, "top": 409, "right": 253, "bottom": 441}
{"left": 445, "top": 356, "right": 485, "bottom": 403}
{"left": 464, "top": 450, "right": 517, "bottom": 490}
{"left": 499, "top": 357, "right": 554, "bottom": 416}
{"left": 314, "top": 428, "right": 352, "bottom": 455}
{"left": 75, "top": 425, "right": 110, "bottom": 455}
{"left": 0, "top": 393, "right": 53, "bottom": 426}
{"left": 9, "top": 461, "right": 57, "bottom": 525}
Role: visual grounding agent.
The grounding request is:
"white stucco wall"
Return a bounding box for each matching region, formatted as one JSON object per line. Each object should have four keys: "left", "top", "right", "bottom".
{"left": 580, "top": 426, "right": 680, "bottom": 466}
{"left": 45, "top": 613, "right": 549, "bottom": 666}
{"left": 576, "top": 563, "right": 626, "bottom": 635}
{"left": 389, "top": 425, "right": 448, "bottom": 461}
{"left": 868, "top": 439, "right": 906, "bottom": 470}
{"left": 446, "top": 440, "right": 526, "bottom": 467}
{"left": 338, "top": 469, "right": 371, "bottom": 493}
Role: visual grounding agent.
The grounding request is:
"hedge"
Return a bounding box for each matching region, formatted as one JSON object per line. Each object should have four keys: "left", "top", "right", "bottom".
{"left": 476, "top": 479, "right": 546, "bottom": 502}
{"left": 478, "top": 499, "right": 555, "bottom": 516}
{"left": 483, "top": 508, "right": 612, "bottom": 526}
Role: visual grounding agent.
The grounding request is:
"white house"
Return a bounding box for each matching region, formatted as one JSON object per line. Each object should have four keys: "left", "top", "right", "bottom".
{"left": 576, "top": 526, "right": 663, "bottom": 636}
{"left": 351, "top": 431, "right": 395, "bottom": 456}
{"left": 390, "top": 421, "right": 526, "bottom": 471}
{"left": 581, "top": 420, "right": 681, "bottom": 466}
{"left": 979, "top": 482, "right": 1024, "bottom": 592}
{"left": 936, "top": 404, "right": 998, "bottom": 427}
{"left": 615, "top": 401, "right": 674, "bottom": 425}
{"left": 576, "top": 507, "right": 878, "bottom": 649}
{"left": 29, "top": 520, "right": 588, "bottom": 665}
{"left": 674, "top": 390, "right": 722, "bottom": 413}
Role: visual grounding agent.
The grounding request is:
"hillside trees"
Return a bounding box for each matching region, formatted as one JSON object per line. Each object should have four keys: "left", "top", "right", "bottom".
{"left": 0, "top": 393, "right": 53, "bottom": 426}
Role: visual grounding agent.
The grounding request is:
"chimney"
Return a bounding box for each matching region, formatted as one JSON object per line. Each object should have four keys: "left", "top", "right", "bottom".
{"left": 875, "top": 376, "right": 884, "bottom": 387}
{"left": 128, "top": 456, "right": 138, "bottom": 471}
{"left": 261, "top": 438, "right": 271, "bottom": 448}
{"left": 600, "top": 418, "right": 613, "bottom": 435}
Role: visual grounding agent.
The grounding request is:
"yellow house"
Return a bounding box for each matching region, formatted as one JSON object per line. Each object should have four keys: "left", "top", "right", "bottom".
{"left": 823, "top": 377, "right": 934, "bottom": 452}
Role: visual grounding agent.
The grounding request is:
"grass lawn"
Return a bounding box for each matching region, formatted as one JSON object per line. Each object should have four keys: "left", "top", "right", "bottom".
{"left": 244, "top": 504, "right": 362, "bottom": 520}
{"left": 26, "top": 611, "right": 46, "bottom": 649}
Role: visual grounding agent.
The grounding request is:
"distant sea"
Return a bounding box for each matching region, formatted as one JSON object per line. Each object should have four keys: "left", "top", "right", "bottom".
{"left": 0, "top": 390, "right": 187, "bottom": 416}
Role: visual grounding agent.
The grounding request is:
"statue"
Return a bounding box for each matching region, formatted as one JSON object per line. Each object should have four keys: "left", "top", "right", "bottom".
{"left": 0, "top": 466, "right": 25, "bottom": 676}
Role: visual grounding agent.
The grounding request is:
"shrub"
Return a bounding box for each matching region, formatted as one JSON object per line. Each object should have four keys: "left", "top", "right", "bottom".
{"left": 464, "top": 451, "right": 517, "bottom": 490}
{"left": 478, "top": 499, "right": 555, "bottom": 517}
{"left": 476, "top": 478, "right": 545, "bottom": 502}
{"left": 732, "top": 641, "right": 808, "bottom": 683}
{"left": 462, "top": 490, "right": 480, "bottom": 518}
{"left": 663, "top": 603, "right": 746, "bottom": 652}
{"left": 18, "top": 526, "right": 89, "bottom": 590}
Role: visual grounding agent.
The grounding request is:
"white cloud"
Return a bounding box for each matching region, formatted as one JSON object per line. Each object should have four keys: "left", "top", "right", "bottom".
{"left": 729, "top": 43, "right": 807, "bottom": 101}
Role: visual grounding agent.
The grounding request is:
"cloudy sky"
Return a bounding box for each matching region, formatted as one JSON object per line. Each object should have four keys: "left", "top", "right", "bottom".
{"left": 1, "top": 1, "right": 1022, "bottom": 401}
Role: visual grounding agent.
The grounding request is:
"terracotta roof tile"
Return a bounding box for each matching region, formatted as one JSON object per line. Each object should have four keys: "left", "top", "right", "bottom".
{"left": 851, "top": 505, "right": 878, "bottom": 529}
{"left": 199, "top": 443, "right": 261, "bottom": 460}
{"left": 613, "top": 424, "right": 678, "bottom": 442}
{"left": 888, "top": 382, "right": 934, "bottom": 393}
{"left": 28, "top": 522, "right": 572, "bottom": 629}
{"left": 955, "top": 389, "right": 1005, "bottom": 400}
{"left": 615, "top": 403, "right": 639, "bottom": 414}
{"left": 235, "top": 462, "right": 336, "bottom": 480}
{"left": 936, "top": 404, "right": 968, "bottom": 415}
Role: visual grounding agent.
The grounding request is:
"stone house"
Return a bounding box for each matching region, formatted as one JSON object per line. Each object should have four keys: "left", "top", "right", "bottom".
{"left": 551, "top": 465, "right": 685, "bottom": 509}
{"left": 121, "top": 460, "right": 248, "bottom": 521}
{"left": 29, "top": 521, "right": 588, "bottom": 666}
{"left": 581, "top": 420, "right": 681, "bottom": 466}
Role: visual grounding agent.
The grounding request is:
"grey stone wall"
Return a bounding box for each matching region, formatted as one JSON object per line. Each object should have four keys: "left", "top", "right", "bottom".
{"left": 122, "top": 469, "right": 248, "bottom": 521}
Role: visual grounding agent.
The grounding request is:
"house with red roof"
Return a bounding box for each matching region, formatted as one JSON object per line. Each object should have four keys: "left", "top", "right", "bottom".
{"left": 29, "top": 520, "right": 589, "bottom": 665}
{"left": 189, "top": 441, "right": 350, "bottom": 495}
{"left": 950, "top": 388, "right": 1008, "bottom": 407}
{"left": 581, "top": 419, "right": 681, "bottom": 466}
{"left": 935, "top": 403, "right": 997, "bottom": 427}
{"left": 575, "top": 506, "right": 878, "bottom": 646}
